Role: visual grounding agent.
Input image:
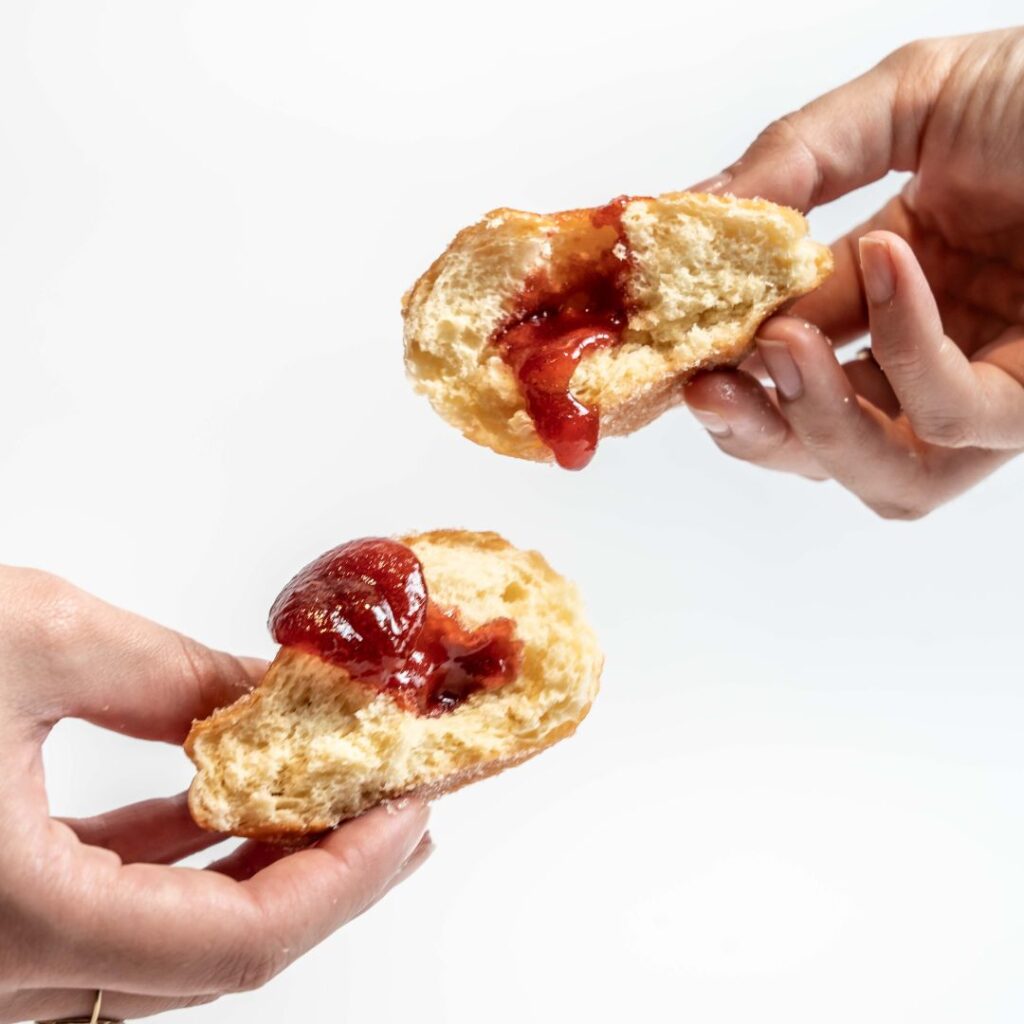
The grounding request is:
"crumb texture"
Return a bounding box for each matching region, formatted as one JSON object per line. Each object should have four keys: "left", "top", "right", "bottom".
{"left": 186, "top": 530, "right": 603, "bottom": 839}
{"left": 403, "top": 191, "right": 832, "bottom": 461}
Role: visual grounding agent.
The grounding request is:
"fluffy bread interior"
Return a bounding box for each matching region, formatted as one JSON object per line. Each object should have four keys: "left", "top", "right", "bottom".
{"left": 185, "top": 530, "right": 603, "bottom": 840}
{"left": 403, "top": 191, "right": 833, "bottom": 462}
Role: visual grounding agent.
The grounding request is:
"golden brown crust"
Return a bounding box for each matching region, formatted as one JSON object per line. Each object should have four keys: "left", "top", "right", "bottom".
{"left": 187, "top": 677, "right": 584, "bottom": 844}
{"left": 185, "top": 529, "right": 602, "bottom": 839}
{"left": 402, "top": 527, "right": 508, "bottom": 552}
{"left": 402, "top": 191, "right": 833, "bottom": 463}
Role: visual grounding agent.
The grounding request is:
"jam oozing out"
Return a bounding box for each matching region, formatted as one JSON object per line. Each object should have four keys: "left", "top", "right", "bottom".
{"left": 269, "top": 538, "right": 522, "bottom": 716}
{"left": 492, "top": 195, "right": 636, "bottom": 471}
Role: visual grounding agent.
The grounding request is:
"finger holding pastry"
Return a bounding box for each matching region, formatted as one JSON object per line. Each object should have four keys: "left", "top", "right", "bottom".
{"left": 685, "top": 305, "right": 1019, "bottom": 520}
{"left": 0, "top": 567, "right": 433, "bottom": 1021}
{"left": 857, "top": 232, "right": 1024, "bottom": 451}
{"left": 686, "top": 27, "right": 1024, "bottom": 515}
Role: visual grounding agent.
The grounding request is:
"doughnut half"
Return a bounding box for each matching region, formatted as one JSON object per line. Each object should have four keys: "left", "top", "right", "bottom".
{"left": 403, "top": 191, "right": 832, "bottom": 464}
{"left": 185, "top": 530, "right": 602, "bottom": 841}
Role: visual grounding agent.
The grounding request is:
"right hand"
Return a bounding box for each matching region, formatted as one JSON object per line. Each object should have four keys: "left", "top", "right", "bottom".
{"left": 685, "top": 28, "right": 1024, "bottom": 519}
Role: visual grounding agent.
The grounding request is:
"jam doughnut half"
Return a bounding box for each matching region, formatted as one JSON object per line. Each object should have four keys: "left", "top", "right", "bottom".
{"left": 185, "top": 530, "right": 602, "bottom": 840}
{"left": 403, "top": 191, "right": 833, "bottom": 468}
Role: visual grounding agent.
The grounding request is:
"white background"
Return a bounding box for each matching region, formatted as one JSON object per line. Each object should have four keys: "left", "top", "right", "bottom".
{"left": 2, "top": 1, "right": 1023, "bottom": 1021}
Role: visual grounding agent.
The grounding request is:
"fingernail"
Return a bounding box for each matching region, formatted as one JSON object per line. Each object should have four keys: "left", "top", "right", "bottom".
{"left": 392, "top": 832, "right": 434, "bottom": 884}
{"left": 402, "top": 830, "right": 432, "bottom": 867}
{"left": 688, "top": 169, "right": 733, "bottom": 194}
{"left": 859, "top": 236, "right": 896, "bottom": 304}
{"left": 757, "top": 339, "right": 804, "bottom": 401}
{"left": 690, "top": 407, "right": 732, "bottom": 437}
{"left": 380, "top": 797, "right": 431, "bottom": 860}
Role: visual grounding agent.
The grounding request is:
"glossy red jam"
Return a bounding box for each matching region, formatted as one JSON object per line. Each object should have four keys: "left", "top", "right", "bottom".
{"left": 269, "top": 538, "right": 522, "bottom": 715}
{"left": 493, "top": 196, "right": 636, "bottom": 470}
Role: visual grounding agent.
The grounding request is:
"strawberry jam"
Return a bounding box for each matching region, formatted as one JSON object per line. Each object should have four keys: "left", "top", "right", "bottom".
{"left": 269, "top": 538, "right": 522, "bottom": 716}
{"left": 493, "top": 196, "right": 635, "bottom": 470}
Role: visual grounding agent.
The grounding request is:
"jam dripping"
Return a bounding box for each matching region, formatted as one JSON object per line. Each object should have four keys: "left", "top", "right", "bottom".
{"left": 493, "top": 195, "right": 636, "bottom": 470}
{"left": 269, "top": 538, "right": 522, "bottom": 716}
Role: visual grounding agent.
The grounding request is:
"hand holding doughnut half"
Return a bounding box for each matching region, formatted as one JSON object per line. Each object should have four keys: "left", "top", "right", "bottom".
{"left": 684, "top": 27, "right": 1024, "bottom": 518}
{"left": 0, "top": 567, "right": 432, "bottom": 1022}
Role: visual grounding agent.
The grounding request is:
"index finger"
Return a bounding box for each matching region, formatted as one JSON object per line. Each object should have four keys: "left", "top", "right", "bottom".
{"left": 0, "top": 567, "right": 267, "bottom": 743}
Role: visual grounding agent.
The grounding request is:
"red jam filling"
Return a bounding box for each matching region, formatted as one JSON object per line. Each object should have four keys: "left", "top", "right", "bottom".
{"left": 268, "top": 537, "right": 522, "bottom": 716}
{"left": 492, "top": 196, "right": 636, "bottom": 470}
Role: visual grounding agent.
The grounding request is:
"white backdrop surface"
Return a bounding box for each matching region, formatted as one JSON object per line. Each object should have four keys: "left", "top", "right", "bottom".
{"left": 2, "top": 2, "right": 1023, "bottom": 1022}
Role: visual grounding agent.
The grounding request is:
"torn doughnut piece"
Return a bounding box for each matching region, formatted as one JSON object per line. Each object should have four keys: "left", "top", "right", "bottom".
{"left": 403, "top": 192, "right": 832, "bottom": 468}
{"left": 185, "top": 530, "right": 602, "bottom": 840}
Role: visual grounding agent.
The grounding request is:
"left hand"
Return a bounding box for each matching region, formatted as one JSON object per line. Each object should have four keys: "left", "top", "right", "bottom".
{"left": 0, "top": 566, "right": 432, "bottom": 1023}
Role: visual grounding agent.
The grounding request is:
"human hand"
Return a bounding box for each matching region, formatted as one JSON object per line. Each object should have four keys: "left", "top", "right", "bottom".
{"left": 0, "top": 567, "right": 432, "bottom": 1023}
{"left": 684, "top": 27, "right": 1024, "bottom": 518}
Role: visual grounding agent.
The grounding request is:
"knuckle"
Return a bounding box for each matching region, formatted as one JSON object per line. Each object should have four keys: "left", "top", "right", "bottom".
{"left": 755, "top": 115, "right": 797, "bottom": 149}
{"left": 754, "top": 114, "right": 815, "bottom": 175}
{"left": 913, "top": 413, "right": 973, "bottom": 448}
{"left": 170, "top": 633, "right": 240, "bottom": 711}
{"left": 795, "top": 422, "right": 844, "bottom": 452}
{"left": 887, "top": 38, "right": 935, "bottom": 66}
{"left": 173, "top": 633, "right": 219, "bottom": 687}
{"left": 221, "top": 946, "right": 288, "bottom": 995}
{"left": 770, "top": 113, "right": 825, "bottom": 205}
{"left": 885, "top": 36, "right": 955, "bottom": 76}
{"left": 884, "top": 36, "right": 963, "bottom": 106}
{"left": 871, "top": 500, "right": 930, "bottom": 521}
{"left": 873, "top": 345, "right": 928, "bottom": 387}
{"left": 219, "top": 942, "right": 289, "bottom": 993}
{"left": 864, "top": 454, "right": 936, "bottom": 521}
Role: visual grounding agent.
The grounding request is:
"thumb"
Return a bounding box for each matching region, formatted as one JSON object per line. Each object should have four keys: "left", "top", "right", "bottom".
{"left": 691, "top": 39, "right": 953, "bottom": 211}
